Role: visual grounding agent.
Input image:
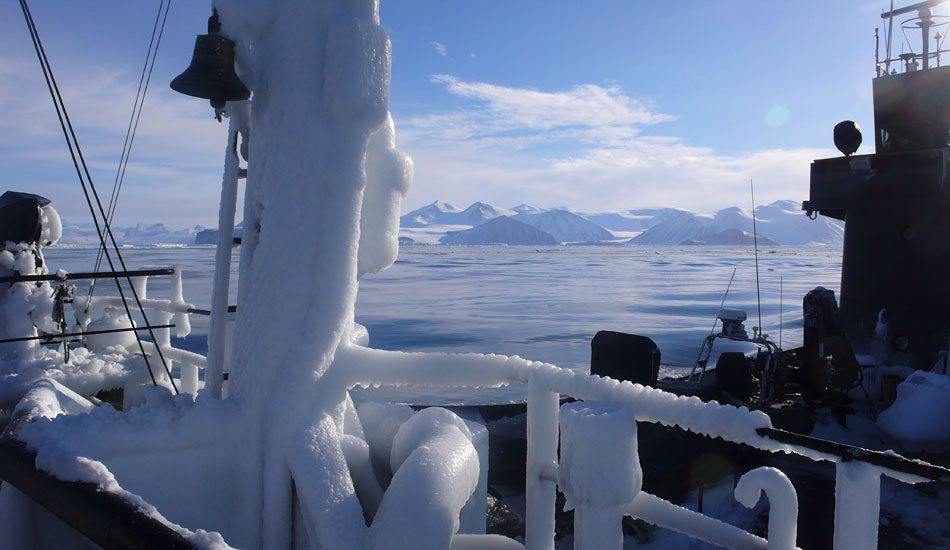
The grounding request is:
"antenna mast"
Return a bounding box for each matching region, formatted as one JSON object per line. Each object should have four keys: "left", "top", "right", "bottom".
{"left": 779, "top": 276, "right": 783, "bottom": 348}
{"left": 750, "top": 179, "right": 763, "bottom": 338}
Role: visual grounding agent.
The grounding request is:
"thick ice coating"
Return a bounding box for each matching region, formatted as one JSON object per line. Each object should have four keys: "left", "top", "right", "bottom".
{"left": 209, "top": 0, "right": 419, "bottom": 546}
{"left": 558, "top": 402, "right": 640, "bottom": 510}
{"left": 878, "top": 370, "right": 950, "bottom": 451}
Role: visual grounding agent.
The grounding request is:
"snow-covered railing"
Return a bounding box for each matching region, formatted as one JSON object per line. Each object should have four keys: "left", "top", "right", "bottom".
{"left": 330, "top": 347, "right": 946, "bottom": 550}
{"left": 76, "top": 266, "right": 205, "bottom": 396}
{"left": 81, "top": 266, "right": 194, "bottom": 335}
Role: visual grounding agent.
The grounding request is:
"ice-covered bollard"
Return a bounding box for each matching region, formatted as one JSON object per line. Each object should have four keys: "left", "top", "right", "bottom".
{"left": 559, "top": 402, "right": 640, "bottom": 550}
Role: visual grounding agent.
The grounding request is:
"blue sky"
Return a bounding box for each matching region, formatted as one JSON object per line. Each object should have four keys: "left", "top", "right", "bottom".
{"left": 0, "top": 1, "right": 936, "bottom": 227}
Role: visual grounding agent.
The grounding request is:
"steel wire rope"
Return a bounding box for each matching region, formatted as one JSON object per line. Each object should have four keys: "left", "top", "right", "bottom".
{"left": 86, "top": 0, "right": 172, "bottom": 312}
{"left": 18, "top": 0, "right": 178, "bottom": 392}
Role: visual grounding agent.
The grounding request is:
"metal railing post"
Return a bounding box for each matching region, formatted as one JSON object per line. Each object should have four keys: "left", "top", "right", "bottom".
{"left": 525, "top": 375, "right": 559, "bottom": 550}
{"left": 833, "top": 460, "right": 881, "bottom": 550}
{"left": 559, "top": 402, "right": 639, "bottom": 550}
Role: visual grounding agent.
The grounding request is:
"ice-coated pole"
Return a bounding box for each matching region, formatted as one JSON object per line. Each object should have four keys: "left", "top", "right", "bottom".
{"left": 206, "top": 107, "right": 243, "bottom": 399}
{"left": 525, "top": 375, "right": 559, "bottom": 549}
{"left": 833, "top": 461, "right": 881, "bottom": 550}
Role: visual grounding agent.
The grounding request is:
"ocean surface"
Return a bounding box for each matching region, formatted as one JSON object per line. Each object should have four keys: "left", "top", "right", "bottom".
{"left": 43, "top": 244, "right": 843, "bottom": 380}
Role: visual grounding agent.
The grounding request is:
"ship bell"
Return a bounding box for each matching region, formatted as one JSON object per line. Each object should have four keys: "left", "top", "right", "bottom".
{"left": 170, "top": 11, "right": 249, "bottom": 109}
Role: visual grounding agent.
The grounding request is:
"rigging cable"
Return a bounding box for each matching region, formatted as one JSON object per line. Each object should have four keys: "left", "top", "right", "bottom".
{"left": 87, "top": 0, "right": 172, "bottom": 311}
{"left": 18, "top": 0, "right": 177, "bottom": 393}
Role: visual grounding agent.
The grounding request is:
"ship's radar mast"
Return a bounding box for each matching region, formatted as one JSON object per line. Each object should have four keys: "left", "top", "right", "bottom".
{"left": 878, "top": 0, "right": 950, "bottom": 75}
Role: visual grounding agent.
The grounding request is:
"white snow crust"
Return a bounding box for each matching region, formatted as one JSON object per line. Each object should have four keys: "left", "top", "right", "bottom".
{"left": 0, "top": 240, "right": 146, "bottom": 408}
{"left": 877, "top": 370, "right": 950, "bottom": 451}
{"left": 558, "top": 402, "right": 640, "bottom": 511}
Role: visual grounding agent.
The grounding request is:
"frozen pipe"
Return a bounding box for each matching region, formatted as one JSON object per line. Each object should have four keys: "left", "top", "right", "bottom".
{"left": 833, "top": 461, "right": 882, "bottom": 550}
{"left": 131, "top": 276, "right": 147, "bottom": 300}
{"left": 170, "top": 268, "right": 190, "bottom": 339}
{"left": 138, "top": 341, "right": 207, "bottom": 369}
{"left": 152, "top": 310, "right": 174, "bottom": 385}
{"left": 734, "top": 467, "right": 798, "bottom": 550}
{"left": 558, "top": 402, "right": 640, "bottom": 550}
{"left": 180, "top": 362, "right": 199, "bottom": 396}
{"left": 525, "top": 376, "right": 559, "bottom": 550}
{"left": 458, "top": 420, "right": 489, "bottom": 534}
{"left": 368, "top": 408, "right": 480, "bottom": 549}
{"left": 206, "top": 111, "right": 243, "bottom": 399}
{"left": 624, "top": 492, "right": 768, "bottom": 549}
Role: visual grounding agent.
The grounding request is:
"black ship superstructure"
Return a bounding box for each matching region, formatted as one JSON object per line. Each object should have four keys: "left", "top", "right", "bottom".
{"left": 805, "top": 0, "right": 950, "bottom": 384}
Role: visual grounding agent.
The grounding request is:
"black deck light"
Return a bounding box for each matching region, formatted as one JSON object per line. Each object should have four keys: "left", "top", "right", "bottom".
{"left": 170, "top": 9, "right": 250, "bottom": 109}
{"left": 833, "top": 120, "right": 862, "bottom": 156}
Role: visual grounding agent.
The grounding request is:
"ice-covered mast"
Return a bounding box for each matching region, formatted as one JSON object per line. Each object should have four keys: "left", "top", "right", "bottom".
{"left": 210, "top": 0, "right": 410, "bottom": 545}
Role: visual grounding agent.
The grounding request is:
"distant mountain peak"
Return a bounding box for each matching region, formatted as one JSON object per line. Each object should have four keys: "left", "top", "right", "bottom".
{"left": 427, "top": 199, "right": 458, "bottom": 210}
{"left": 511, "top": 204, "right": 543, "bottom": 214}
{"left": 513, "top": 209, "right": 614, "bottom": 243}
{"left": 439, "top": 215, "right": 559, "bottom": 245}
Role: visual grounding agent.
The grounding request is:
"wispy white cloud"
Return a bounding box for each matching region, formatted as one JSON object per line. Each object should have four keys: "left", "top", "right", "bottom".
{"left": 396, "top": 75, "right": 833, "bottom": 213}
{"left": 3, "top": 53, "right": 829, "bottom": 227}
{"left": 432, "top": 41, "right": 447, "bottom": 57}
{"left": 428, "top": 75, "right": 673, "bottom": 134}
{"left": 0, "top": 56, "right": 229, "bottom": 227}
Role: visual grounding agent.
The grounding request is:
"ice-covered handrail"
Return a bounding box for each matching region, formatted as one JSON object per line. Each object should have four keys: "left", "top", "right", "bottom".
{"left": 138, "top": 341, "right": 206, "bottom": 369}
{"left": 334, "top": 347, "right": 789, "bottom": 458}
{"left": 76, "top": 266, "right": 202, "bottom": 395}
{"left": 333, "top": 346, "right": 937, "bottom": 473}
{"left": 624, "top": 492, "right": 769, "bottom": 550}
{"left": 331, "top": 344, "right": 938, "bottom": 549}
{"left": 83, "top": 266, "right": 195, "bottom": 339}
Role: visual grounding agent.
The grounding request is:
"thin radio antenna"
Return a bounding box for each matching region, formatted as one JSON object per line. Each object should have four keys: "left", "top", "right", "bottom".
{"left": 779, "top": 276, "right": 784, "bottom": 348}
{"left": 708, "top": 268, "right": 738, "bottom": 339}
{"left": 750, "top": 179, "right": 763, "bottom": 338}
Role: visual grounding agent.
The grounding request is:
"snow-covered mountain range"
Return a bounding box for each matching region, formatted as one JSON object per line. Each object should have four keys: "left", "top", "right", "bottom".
{"left": 52, "top": 200, "right": 843, "bottom": 247}
{"left": 56, "top": 222, "right": 205, "bottom": 246}
{"left": 401, "top": 199, "right": 843, "bottom": 246}
{"left": 628, "top": 200, "right": 842, "bottom": 245}
{"left": 400, "top": 201, "right": 515, "bottom": 227}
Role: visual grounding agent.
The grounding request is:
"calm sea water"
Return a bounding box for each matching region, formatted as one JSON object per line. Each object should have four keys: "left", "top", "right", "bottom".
{"left": 43, "top": 245, "right": 843, "bottom": 376}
